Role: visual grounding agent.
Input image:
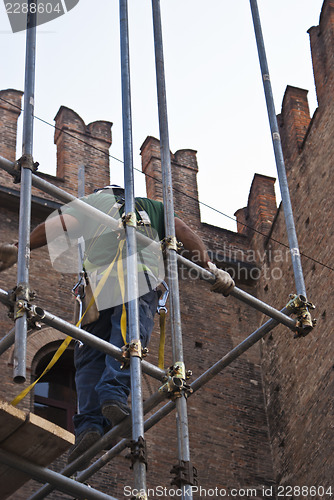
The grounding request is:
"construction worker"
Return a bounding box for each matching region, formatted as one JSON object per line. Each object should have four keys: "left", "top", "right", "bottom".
{"left": 0, "top": 185, "right": 234, "bottom": 465}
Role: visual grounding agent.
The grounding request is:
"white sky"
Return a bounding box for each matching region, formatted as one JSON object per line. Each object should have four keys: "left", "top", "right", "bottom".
{"left": 0, "top": 0, "right": 324, "bottom": 231}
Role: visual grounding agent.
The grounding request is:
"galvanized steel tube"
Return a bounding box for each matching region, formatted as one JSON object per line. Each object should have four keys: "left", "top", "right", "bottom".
{"left": 0, "top": 288, "right": 165, "bottom": 382}
{"left": 28, "top": 390, "right": 166, "bottom": 500}
{"left": 14, "top": 3, "right": 37, "bottom": 383}
{"left": 0, "top": 327, "right": 15, "bottom": 356}
{"left": 42, "top": 309, "right": 165, "bottom": 382}
{"left": 119, "top": 0, "right": 146, "bottom": 491}
{"left": 151, "top": 1, "right": 192, "bottom": 497}
{"left": 177, "top": 254, "right": 298, "bottom": 331}
{"left": 0, "top": 159, "right": 298, "bottom": 332}
{"left": 28, "top": 307, "right": 288, "bottom": 499}
{"left": 50, "top": 312, "right": 288, "bottom": 490}
{"left": 191, "top": 311, "right": 289, "bottom": 392}
{"left": 0, "top": 449, "right": 116, "bottom": 500}
{"left": 249, "top": 0, "right": 307, "bottom": 297}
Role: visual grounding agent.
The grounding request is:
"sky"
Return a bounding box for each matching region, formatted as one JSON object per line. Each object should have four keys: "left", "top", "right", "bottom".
{"left": 0, "top": 0, "right": 324, "bottom": 231}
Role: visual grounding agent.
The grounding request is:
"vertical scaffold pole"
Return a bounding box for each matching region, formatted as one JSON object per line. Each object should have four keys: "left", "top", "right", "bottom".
{"left": 14, "top": 1, "right": 37, "bottom": 383}
{"left": 119, "top": 0, "right": 147, "bottom": 493}
{"left": 249, "top": 0, "right": 307, "bottom": 297}
{"left": 151, "top": 1, "right": 193, "bottom": 498}
{"left": 77, "top": 164, "right": 85, "bottom": 270}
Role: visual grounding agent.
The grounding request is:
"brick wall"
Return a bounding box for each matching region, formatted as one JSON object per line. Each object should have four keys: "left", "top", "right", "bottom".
{"left": 0, "top": 89, "right": 23, "bottom": 163}
{"left": 141, "top": 137, "right": 201, "bottom": 230}
{"left": 140, "top": 137, "right": 275, "bottom": 497}
{"left": 248, "top": 0, "right": 334, "bottom": 494}
{"left": 54, "top": 106, "right": 112, "bottom": 196}
{"left": 0, "top": 108, "right": 275, "bottom": 498}
{"left": 307, "top": 0, "right": 334, "bottom": 108}
{"left": 0, "top": 1, "right": 332, "bottom": 498}
{"left": 277, "top": 86, "right": 311, "bottom": 166}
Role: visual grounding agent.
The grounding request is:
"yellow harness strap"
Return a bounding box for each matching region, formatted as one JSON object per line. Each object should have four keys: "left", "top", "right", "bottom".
{"left": 11, "top": 335, "right": 73, "bottom": 406}
{"left": 117, "top": 241, "right": 127, "bottom": 344}
{"left": 11, "top": 240, "right": 126, "bottom": 407}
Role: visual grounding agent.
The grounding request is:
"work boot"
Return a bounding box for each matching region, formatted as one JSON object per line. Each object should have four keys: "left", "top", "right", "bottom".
{"left": 101, "top": 400, "right": 131, "bottom": 427}
{"left": 67, "top": 428, "right": 102, "bottom": 470}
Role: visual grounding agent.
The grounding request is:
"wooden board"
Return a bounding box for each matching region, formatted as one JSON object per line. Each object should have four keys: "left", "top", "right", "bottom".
{"left": 0, "top": 400, "right": 74, "bottom": 499}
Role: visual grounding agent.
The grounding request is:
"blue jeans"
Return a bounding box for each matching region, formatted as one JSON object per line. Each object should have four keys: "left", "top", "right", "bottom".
{"left": 73, "top": 290, "right": 158, "bottom": 437}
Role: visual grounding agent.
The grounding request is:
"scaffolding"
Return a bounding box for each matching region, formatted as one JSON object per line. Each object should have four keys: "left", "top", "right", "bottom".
{"left": 0, "top": 1, "right": 315, "bottom": 499}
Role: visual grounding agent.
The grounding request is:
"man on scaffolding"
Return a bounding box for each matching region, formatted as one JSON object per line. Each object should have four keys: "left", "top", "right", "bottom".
{"left": 0, "top": 184, "right": 234, "bottom": 466}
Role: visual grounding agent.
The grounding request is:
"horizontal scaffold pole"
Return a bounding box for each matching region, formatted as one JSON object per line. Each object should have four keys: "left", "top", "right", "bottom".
{"left": 31, "top": 308, "right": 288, "bottom": 497}
{"left": 0, "top": 288, "right": 165, "bottom": 382}
{"left": 177, "top": 255, "right": 298, "bottom": 331}
{"left": 76, "top": 396, "right": 176, "bottom": 485}
{"left": 28, "top": 389, "right": 166, "bottom": 500}
{"left": 0, "top": 155, "right": 299, "bottom": 332}
{"left": 79, "top": 312, "right": 290, "bottom": 484}
{"left": 0, "top": 449, "right": 117, "bottom": 500}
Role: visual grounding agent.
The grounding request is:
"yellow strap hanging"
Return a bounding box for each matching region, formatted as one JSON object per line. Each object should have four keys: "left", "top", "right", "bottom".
{"left": 11, "top": 335, "right": 73, "bottom": 406}
{"left": 117, "top": 240, "right": 127, "bottom": 345}
{"left": 158, "top": 309, "right": 166, "bottom": 370}
{"left": 11, "top": 241, "right": 125, "bottom": 407}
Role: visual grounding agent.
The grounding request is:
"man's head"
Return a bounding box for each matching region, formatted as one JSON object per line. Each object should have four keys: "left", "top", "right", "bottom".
{"left": 94, "top": 185, "right": 124, "bottom": 196}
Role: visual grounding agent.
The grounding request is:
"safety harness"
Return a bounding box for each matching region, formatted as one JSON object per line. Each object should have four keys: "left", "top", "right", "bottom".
{"left": 11, "top": 195, "right": 169, "bottom": 407}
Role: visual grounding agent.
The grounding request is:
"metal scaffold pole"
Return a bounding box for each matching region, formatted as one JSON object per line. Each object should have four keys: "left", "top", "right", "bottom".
{"left": 119, "top": 0, "right": 147, "bottom": 493}
{"left": 0, "top": 1, "right": 319, "bottom": 498}
{"left": 249, "top": 0, "right": 307, "bottom": 298}
{"left": 151, "top": 1, "right": 193, "bottom": 498}
{"left": 0, "top": 155, "right": 304, "bottom": 331}
{"left": 28, "top": 308, "right": 291, "bottom": 497}
{"left": 14, "top": 1, "right": 37, "bottom": 383}
{"left": 0, "top": 327, "right": 15, "bottom": 356}
{"left": 0, "top": 449, "right": 117, "bottom": 500}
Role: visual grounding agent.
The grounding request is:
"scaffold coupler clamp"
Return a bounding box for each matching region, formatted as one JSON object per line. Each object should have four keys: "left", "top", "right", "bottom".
{"left": 170, "top": 459, "right": 198, "bottom": 488}
{"left": 16, "top": 284, "right": 33, "bottom": 314}
{"left": 159, "top": 361, "right": 193, "bottom": 401}
{"left": 7, "top": 284, "right": 40, "bottom": 329}
{"left": 126, "top": 435, "right": 148, "bottom": 471}
{"left": 161, "top": 236, "right": 183, "bottom": 254}
{"left": 122, "top": 211, "right": 137, "bottom": 228}
{"left": 8, "top": 285, "right": 29, "bottom": 322}
{"left": 121, "top": 340, "right": 149, "bottom": 369}
{"left": 27, "top": 304, "right": 45, "bottom": 330}
{"left": 286, "top": 294, "right": 316, "bottom": 338}
{"left": 12, "top": 154, "right": 39, "bottom": 184}
{"left": 132, "top": 492, "right": 148, "bottom": 500}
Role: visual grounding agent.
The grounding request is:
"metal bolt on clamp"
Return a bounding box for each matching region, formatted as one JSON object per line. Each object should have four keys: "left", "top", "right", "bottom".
{"left": 122, "top": 211, "right": 137, "bottom": 228}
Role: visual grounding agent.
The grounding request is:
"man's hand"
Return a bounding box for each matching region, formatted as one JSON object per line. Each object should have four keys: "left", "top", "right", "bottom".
{"left": 0, "top": 243, "right": 18, "bottom": 272}
{"left": 207, "top": 261, "right": 235, "bottom": 296}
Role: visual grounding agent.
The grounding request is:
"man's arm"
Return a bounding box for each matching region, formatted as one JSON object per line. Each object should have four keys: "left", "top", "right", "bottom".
{"left": 174, "top": 218, "right": 210, "bottom": 269}
{"left": 174, "top": 217, "right": 235, "bottom": 296}
{"left": 29, "top": 214, "right": 81, "bottom": 250}
{"left": 0, "top": 213, "right": 81, "bottom": 271}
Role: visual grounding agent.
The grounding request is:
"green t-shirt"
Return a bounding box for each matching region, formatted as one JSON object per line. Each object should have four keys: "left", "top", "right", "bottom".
{"left": 63, "top": 191, "right": 165, "bottom": 273}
